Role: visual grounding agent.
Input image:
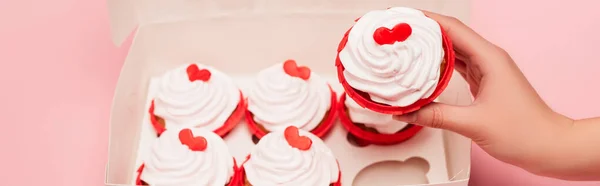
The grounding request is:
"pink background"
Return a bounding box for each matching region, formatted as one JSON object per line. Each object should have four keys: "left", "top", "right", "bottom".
{"left": 1, "top": 0, "right": 599, "bottom": 185}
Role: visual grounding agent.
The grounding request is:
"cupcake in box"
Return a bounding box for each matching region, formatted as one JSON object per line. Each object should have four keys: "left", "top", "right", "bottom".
{"left": 136, "top": 128, "right": 240, "bottom": 186}
{"left": 336, "top": 7, "right": 455, "bottom": 115}
{"left": 239, "top": 126, "right": 341, "bottom": 186}
{"left": 148, "top": 63, "right": 246, "bottom": 137}
{"left": 245, "top": 59, "right": 337, "bottom": 139}
{"left": 339, "top": 93, "right": 423, "bottom": 145}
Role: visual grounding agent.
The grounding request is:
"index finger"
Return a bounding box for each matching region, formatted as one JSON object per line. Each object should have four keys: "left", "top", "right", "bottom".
{"left": 421, "top": 10, "right": 493, "bottom": 59}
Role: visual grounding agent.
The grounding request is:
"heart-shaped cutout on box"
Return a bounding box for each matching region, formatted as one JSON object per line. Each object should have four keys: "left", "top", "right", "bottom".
{"left": 178, "top": 128, "right": 207, "bottom": 151}
{"left": 284, "top": 126, "right": 312, "bottom": 151}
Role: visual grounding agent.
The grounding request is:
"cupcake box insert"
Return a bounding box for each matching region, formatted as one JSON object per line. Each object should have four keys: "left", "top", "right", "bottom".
{"left": 105, "top": 0, "right": 472, "bottom": 185}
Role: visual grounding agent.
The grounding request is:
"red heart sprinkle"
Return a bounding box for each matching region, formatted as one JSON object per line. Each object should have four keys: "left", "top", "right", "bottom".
{"left": 283, "top": 59, "right": 300, "bottom": 77}
{"left": 283, "top": 59, "right": 311, "bottom": 80}
{"left": 373, "top": 23, "right": 412, "bottom": 45}
{"left": 186, "top": 64, "right": 211, "bottom": 82}
{"left": 178, "top": 128, "right": 207, "bottom": 151}
{"left": 284, "top": 126, "right": 312, "bottom": 151}
{"left": 297, "top": 67, "right": 311, "bottom": 80}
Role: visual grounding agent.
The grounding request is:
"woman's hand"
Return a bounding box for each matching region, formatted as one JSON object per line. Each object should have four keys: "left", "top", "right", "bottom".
{"left": 393, "top": 11, "right": 597, "bottom": 180}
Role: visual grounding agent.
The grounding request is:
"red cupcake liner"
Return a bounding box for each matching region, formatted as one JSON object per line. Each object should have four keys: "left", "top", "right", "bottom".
{"left": 149, "top": 90, "right": 247, "bottom": 137}
{"left": 338, "top": 93, "right": 423, "bottom": 145}
{"left": 136, "top": 158, "right": 240, "bottom": 186}
{"left": 215, "top": 92, "right": 247, "bottom": 136}
{"left": 245, "top": 85, "right": 338, "bottom": 139}
{"left": 238, "top": 155, "right": 342, "bottom": 186}
{"left": 335, "top": 21, "right": 455, "bottom": 115}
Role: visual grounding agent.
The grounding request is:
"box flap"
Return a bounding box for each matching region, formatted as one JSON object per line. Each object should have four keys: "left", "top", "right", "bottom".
{"left": 106, "top": 0, "right": 470, "bottom": 46}
{"left": 106, "top": 0, "right": 258, "bottom": 46}
{"left": 106, "top": 0, "right": 138, "bottom": 46}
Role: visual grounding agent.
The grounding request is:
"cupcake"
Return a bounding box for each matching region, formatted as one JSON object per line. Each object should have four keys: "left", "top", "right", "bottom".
{"left": 135, "top": 128, "right": 239, "bottom": 186}
{"left": 338, "top": 93, "right": 423, "bottom": 145}
{"left": 335, "top": 7, "right": 455, "bottom": 115}
{"left": 148, "top": 63, "right": 246, "bottom": 136}
{"left": 239, "top": 126, "right": 341, "bottom": 186}
{"left": 245, "top": 59, "right": 337, "bottom": 139}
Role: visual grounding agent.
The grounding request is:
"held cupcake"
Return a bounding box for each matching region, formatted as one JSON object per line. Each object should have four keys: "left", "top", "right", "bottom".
{"left": 135, "top": 128, "right": 240, "bottom": 186}
{"left": 240, "top": 126, "right": 341, "bottom": 186}
{"left": 336, "top": 7, "right": 455, "bottom": 115}
{"left": 245, "top": 59, "right": 337, "bottom": 139}
{"left": 148, "top": 63, "right": 246, "bottom": 136}
{"left": 338, "top": 93, "right": 423, "bottom": 145}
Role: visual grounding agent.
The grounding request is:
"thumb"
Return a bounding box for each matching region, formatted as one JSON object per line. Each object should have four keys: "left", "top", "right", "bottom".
{"left": 393, "top": 103, "right": 475, "bottom": 136}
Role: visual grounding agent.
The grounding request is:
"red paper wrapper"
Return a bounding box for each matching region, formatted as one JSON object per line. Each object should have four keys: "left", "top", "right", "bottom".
{"left": 335, "top": 22, "right": 455, "bottom": 115}
{"left": 338, "top": 93, "right": 423, "bottom": 145}
{"left": 238, "top": 155, "right": 342, "bottom": 186}
{"left": 136, "top": 158, "right": 241, "bottom": 186}
{"left": 245, "top": 85, "right": 338, "bottom": 139}
{"left": 149, "top": 90, "right": 247, "bottom": 137}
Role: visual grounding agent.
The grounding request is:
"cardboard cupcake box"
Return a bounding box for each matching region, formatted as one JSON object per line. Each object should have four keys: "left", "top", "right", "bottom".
{"left": 104, "top": 0, "right": 472, "bottom": 185}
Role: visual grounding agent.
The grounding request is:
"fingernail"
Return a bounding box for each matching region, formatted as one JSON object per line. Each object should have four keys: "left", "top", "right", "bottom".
{"left": 393, "top": 112, "right": 417, "bottom": 123}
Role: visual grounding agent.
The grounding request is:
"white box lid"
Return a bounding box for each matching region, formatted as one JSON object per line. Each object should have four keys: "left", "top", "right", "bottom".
{"left": 106, "top": 0, "right": 470, "bottom": 46}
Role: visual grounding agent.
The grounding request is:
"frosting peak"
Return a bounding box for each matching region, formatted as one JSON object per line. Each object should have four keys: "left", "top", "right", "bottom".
{"left": 339, "top": 7, "right": 444, "bottom": 107}
{"left": 153, "top": 63, "right": 240, "bottom": 131}
{"left": 141, "top": 128, "right": 234, "bottom": 186}
{"left": 248, "top": 62, "right": 331, "bottom": 132}
{"left": 244, "top": 128, "right": 339, "bottom": 185}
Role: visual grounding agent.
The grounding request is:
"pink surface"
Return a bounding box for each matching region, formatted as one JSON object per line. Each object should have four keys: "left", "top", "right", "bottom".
{"left": 0, "top": 0, "right": 599, "bottom": 185}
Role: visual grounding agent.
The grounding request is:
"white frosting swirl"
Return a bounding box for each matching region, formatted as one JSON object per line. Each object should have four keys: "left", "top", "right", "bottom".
{"left": 141, "top": 128, "right": 234, "bottom": 186}
{"left": 244, "top": 129, "right": 339, "bottom": 185}
{"left": 339, "top": 7, "right": 445, "bottom": 106}
{"left": 248, "top": 63, "right": 331, "bottom": 132}
{"left": 153, "top": 63, "right": 240, "bottom": 131}
{"left": 345, "top": 95, "right": 409, "bottom": 134}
